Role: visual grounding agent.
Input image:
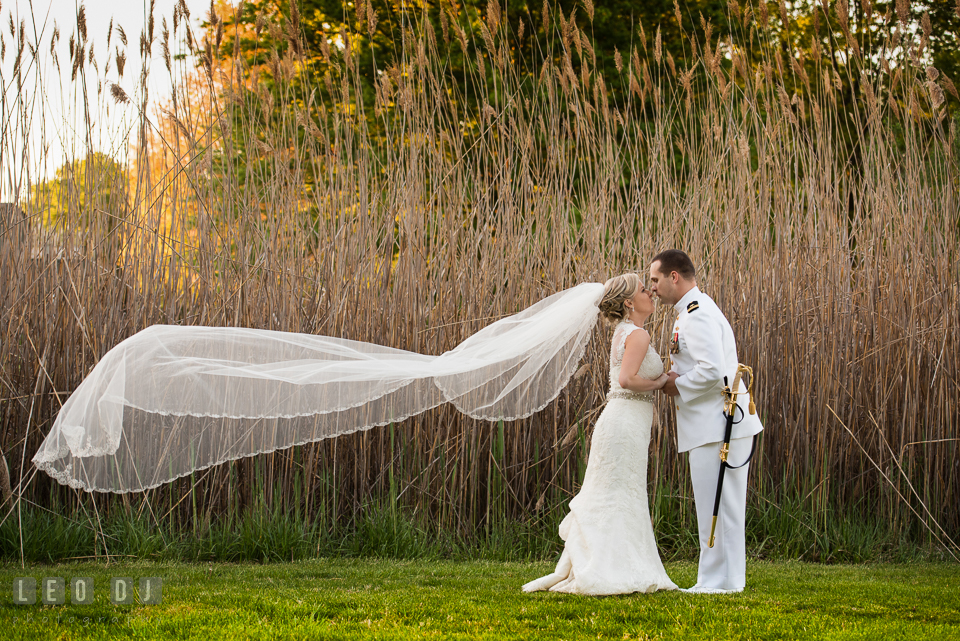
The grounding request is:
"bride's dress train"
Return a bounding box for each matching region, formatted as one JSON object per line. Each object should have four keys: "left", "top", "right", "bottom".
{"left": 523, "top": 321, "right": 677, "bottom": 595}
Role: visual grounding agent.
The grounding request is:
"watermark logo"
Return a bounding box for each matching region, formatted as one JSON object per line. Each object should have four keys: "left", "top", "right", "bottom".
{"left": 13, "top": 577, "right": 162, "bottom": 605}
{"left": 110, "top": 578, "right": 134, "bottom": 605}
{"left": 12, "top": 578, "right": 35, "bottom": 605}
{"left": 71, "top": 578, "right": 94, "bottom": 605}
{"left": 139, "top": 578, "right": 162, "bottom": 605}
{"left": 41, "top": 578, "right": 64, "bottom": 605}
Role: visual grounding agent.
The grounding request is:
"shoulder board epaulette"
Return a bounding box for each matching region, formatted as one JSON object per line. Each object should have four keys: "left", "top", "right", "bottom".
{"left": 687, "top": 301, "right": 700, "bottom": 313}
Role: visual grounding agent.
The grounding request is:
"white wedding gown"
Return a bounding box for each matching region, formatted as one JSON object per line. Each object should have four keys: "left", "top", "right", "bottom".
{"left": 523, "top": 320, "right": 678, "bottom": 595}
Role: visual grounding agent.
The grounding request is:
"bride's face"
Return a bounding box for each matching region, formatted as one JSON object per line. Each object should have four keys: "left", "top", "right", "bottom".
{"left": 628, "top": 283, "right": 656, "bottom": 316}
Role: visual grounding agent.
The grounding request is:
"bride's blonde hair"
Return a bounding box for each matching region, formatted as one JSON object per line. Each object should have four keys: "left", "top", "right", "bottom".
{"left": 599, "top": 273, "right": 640, "bottom": 323}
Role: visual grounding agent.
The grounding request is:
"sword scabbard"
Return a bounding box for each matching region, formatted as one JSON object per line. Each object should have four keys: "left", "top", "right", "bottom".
{"left": 709, "top": 364, "right": 759, "bottom": 553}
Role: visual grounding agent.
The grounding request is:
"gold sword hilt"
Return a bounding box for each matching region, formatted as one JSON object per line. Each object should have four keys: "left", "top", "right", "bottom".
{"left": 722, "top": 368, "right": 744, "bottom": 417}
{"left": 722, "top": 364, "right": 757, "bottom": 417}
{"left": 739, "top": 364, "right": 757, "bottom": 415}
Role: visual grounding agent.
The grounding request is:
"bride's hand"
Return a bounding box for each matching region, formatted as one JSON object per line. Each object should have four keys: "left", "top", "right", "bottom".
{"left": 655, "top": 373, "right": 670, "bottom": 389}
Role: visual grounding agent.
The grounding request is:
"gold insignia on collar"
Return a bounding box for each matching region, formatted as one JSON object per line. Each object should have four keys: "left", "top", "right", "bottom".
{"left": 687, "top": 301, "right": 699, "bottom": 313}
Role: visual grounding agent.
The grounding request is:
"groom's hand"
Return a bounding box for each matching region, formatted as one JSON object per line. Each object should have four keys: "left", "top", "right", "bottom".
{"left": 662, "top": 372, "right": 680, "bottom": 397}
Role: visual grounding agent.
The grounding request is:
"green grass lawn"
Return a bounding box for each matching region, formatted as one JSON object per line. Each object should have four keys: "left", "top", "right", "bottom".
{"left": 0, "top": 559, "right": 957, "bottom": 639}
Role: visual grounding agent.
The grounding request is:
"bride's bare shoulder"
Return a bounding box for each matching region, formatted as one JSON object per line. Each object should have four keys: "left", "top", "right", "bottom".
{"left": 623, "top": 325, "right": 651, "bottom": 347}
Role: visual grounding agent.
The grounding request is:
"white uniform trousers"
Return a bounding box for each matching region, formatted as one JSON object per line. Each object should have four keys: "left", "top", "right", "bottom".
{"left": 688, "top": 436, "right": 752, "bottom": 590}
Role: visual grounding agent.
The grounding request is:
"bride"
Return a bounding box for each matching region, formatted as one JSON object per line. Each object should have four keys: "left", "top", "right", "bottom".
{"left": 523, "top": 273, "right": 677, "bottom": 595}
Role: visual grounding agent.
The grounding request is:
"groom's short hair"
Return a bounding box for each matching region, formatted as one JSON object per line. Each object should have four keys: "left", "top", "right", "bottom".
{"left": 651, "top": 249, "right": 696, "bottom": 280}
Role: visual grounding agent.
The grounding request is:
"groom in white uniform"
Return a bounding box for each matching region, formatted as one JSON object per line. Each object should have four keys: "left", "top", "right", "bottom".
{"left": 648, "top": 250, "right": 763, "bottom": 594}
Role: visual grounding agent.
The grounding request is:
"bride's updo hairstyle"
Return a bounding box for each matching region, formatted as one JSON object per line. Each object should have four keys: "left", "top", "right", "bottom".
{"left": 599, "top": 273, "right": 640, "bottom": 324}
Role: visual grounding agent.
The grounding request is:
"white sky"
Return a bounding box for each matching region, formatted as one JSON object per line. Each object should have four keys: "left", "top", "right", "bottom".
{"left": 1, "top": 0, "right": 213, "bottom": 200}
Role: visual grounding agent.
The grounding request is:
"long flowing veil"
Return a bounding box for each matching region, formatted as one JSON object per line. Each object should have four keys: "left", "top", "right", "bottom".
{"left": 33, "top": 283, "right": 605, "bottom": 493}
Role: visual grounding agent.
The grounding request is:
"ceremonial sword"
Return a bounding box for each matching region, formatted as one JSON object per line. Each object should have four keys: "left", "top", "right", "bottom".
{"left": 708, "top": 363, "right": 760, "bottom": 548}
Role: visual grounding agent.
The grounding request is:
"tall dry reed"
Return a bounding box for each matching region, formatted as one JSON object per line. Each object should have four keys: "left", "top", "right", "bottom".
{"left": 0, "top": 1, "right": 957, "bottom": 550}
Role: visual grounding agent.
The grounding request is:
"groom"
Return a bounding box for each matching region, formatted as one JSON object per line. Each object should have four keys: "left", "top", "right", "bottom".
{"left": 648, "top": 250, "right": 763, "bottom": 594}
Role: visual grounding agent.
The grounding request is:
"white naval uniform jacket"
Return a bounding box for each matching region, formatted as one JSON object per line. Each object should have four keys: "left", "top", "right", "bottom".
{"left": 670, "top": 287, "right": 763, "bottom": 453}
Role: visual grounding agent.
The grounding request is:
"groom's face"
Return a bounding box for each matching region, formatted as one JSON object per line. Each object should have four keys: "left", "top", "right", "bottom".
{"left": 648, "top": 261, "right": 679, "bottom": 306}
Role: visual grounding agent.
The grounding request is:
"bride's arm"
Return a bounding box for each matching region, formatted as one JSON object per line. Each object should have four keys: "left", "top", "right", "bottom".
{"left": 618, "top": 329, "right": 669, "bottom": 393}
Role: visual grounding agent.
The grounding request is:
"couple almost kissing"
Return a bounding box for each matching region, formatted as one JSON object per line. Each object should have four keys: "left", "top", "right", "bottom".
{"left": 523, "top": 249, "right": 763, "bottom": 596}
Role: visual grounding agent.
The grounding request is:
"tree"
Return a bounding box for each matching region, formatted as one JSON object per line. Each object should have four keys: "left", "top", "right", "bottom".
{"left": 29, "top": 152, "right": 130, "bottom": 237}
{"left": 211, "top": 0, "right": 736, "bottom": 108}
